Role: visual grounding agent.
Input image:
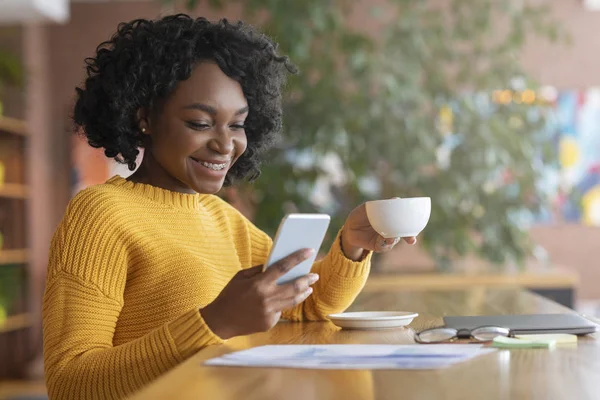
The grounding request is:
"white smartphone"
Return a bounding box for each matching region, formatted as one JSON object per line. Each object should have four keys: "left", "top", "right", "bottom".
{"left": 263, "top": 213, "right": 331, "bottom": 285}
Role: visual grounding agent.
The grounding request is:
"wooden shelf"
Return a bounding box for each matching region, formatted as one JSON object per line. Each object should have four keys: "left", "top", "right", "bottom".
{"left": 0, "top": 114, "right": 30, "bottom": 379}
{"left": 0, "top": 313, "right": 31, "bottom": 334}
{"left": 0, "top": 184, "right": 28, "bottom": 199}
{"left": 0, "top": 249, "right": 28, "bottom": 265}
{"left": 0, "top": 117, "right": 28, "bottom": 137}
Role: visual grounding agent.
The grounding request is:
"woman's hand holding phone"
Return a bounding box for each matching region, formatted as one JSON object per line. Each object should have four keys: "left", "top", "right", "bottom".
{"left": 200, "top": 249, "right": 319, "bottom": 339}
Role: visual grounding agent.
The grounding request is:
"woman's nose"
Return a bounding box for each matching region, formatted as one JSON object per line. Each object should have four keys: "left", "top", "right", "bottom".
{"left": 209, "top": 128, "right": 234, "bottom": 155}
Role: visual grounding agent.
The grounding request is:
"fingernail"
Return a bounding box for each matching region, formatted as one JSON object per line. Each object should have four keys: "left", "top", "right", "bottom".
{"left": 308, "top": 273, "right": 319, "bottom": 284}
{"left": 304, "top": 248, "right": 315, "bottom": 257}
{"left": 306, "top": 287, "right": 313, "bottom": 295}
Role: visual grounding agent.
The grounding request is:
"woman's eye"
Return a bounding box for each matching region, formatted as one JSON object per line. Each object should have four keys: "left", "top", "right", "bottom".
{"left": 230, "top": 124, "right": 246, "bottom": 131}
{"left": 186, "top": 122, "right": 211, "bottom": 131}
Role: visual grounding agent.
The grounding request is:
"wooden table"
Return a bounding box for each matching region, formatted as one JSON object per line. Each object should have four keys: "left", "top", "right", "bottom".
{"left": 365, "top": 269, "right": 579, "bottom": 308}
{"left": 128, "top": 288, "right": 600, "bottom": 400}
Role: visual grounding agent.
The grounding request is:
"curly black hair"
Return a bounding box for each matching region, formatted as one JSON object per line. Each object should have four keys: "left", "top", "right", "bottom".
{"left": 73, "top": 14, "right": 297, "bottom": 184}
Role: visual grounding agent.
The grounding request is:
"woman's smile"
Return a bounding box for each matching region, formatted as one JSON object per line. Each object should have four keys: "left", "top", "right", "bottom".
{"left": 189, "top": 156, "right": 231, "bottom": 178}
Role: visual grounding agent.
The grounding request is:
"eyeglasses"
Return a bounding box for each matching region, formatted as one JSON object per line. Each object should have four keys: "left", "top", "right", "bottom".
{"left": 414, "top": 325, "right": 512, "bottom": 344}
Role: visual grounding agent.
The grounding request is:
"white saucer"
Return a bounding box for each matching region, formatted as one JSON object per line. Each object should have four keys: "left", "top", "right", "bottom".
{"left": 328, "top": 311, "right": 419, "bottom": 330}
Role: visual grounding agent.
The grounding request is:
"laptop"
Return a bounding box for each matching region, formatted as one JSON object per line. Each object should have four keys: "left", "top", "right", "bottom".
{"left": 444, "top": 313, "right": 599, "bottom": 335}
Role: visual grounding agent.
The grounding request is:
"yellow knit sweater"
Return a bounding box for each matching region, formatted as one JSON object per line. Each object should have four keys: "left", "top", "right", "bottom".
{"left": 42, "top": 175, "right": 372, "bottom": 400}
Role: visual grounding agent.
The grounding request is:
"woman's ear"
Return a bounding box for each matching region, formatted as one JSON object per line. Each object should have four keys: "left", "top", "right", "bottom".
{"left": 137, "top": 108, "right": 150, "bottom": 135}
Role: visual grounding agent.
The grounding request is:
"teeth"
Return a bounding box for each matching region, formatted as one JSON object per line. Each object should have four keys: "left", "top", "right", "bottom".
{"left": 199, "top": 161, "right": 227, "bottom": 171}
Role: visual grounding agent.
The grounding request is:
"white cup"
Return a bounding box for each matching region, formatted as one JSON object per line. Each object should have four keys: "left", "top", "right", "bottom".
{"left": 365, "top": 197, "right": 431, "bottom": 238}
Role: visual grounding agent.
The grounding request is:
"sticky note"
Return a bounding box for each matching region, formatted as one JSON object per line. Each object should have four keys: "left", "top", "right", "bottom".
{"left": 515, "top": 334, "right": 577, "bottom": 344}
{"left": 492, "top": 336, "right": 556, "bottom": 349}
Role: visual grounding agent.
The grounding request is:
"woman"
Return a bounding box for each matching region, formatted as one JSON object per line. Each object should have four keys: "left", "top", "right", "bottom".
{"left": 42, "top": 14, "right": 415, "bottom": 400}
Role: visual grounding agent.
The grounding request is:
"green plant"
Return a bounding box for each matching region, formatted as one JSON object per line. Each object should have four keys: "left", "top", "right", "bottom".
{"left": 0, "top": 47, "right": 23, "bottom": 116}
{"left": 0, "top": 264, "right": 21, "bottom": 318}
{"left": 161, "top": 0, "right": 566, "bottom": 270}
{"left": 0, "top": 48, "right": 22, "bottom": 90}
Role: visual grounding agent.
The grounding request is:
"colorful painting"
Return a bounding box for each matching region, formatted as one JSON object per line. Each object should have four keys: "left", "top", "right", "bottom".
{"left": 541, "top": 88, "right": 600, "bottom": 225}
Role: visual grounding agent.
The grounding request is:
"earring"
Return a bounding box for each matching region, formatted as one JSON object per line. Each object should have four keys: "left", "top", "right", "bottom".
{"left": 141, "top": 128, "right": 146, "bottom": 133}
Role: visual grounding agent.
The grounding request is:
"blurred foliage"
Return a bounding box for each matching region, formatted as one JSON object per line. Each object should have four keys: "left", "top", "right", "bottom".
{"left": 163, "top": 0, "right": 567, "bottom": 270}
{"left": 0, "top": 264, "right": 23, "bottom": 315}
{"left": 0, "top": 48, "right": 22, "bottom": 94}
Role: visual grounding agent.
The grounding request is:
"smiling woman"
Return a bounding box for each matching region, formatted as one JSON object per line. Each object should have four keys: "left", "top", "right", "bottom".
{"left": 73, "top": 15, "right": 293, "bottom": 191}
{"left": 42, "top": 14, "right": 414, "bottom": 400}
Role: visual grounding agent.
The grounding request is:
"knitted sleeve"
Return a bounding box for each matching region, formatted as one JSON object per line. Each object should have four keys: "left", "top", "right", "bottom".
{"left": 42, "top": 189, "right": 223, "bottom": 400}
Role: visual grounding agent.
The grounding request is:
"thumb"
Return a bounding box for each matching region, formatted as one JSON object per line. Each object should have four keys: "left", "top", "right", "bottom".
{"left": 236, "top": 265, "right": 264, "bottom": 279}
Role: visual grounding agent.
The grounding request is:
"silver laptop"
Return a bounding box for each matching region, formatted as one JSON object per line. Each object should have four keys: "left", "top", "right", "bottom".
{"left": 444, "top": 313, "right": 599, "bottom": 335}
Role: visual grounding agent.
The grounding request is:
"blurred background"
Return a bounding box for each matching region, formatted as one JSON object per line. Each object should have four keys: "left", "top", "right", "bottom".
{"left": 0, "top": 0, "right": 599, "bottom": 397}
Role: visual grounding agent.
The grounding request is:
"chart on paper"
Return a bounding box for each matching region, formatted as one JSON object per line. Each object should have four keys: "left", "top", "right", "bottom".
{"left": 204, "top": 344, "right": 496, "bottom": 370}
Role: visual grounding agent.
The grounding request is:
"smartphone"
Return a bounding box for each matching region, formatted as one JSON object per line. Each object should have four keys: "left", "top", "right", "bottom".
{"left": 263, "top": 213, "right": 331, "bottom": 285}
